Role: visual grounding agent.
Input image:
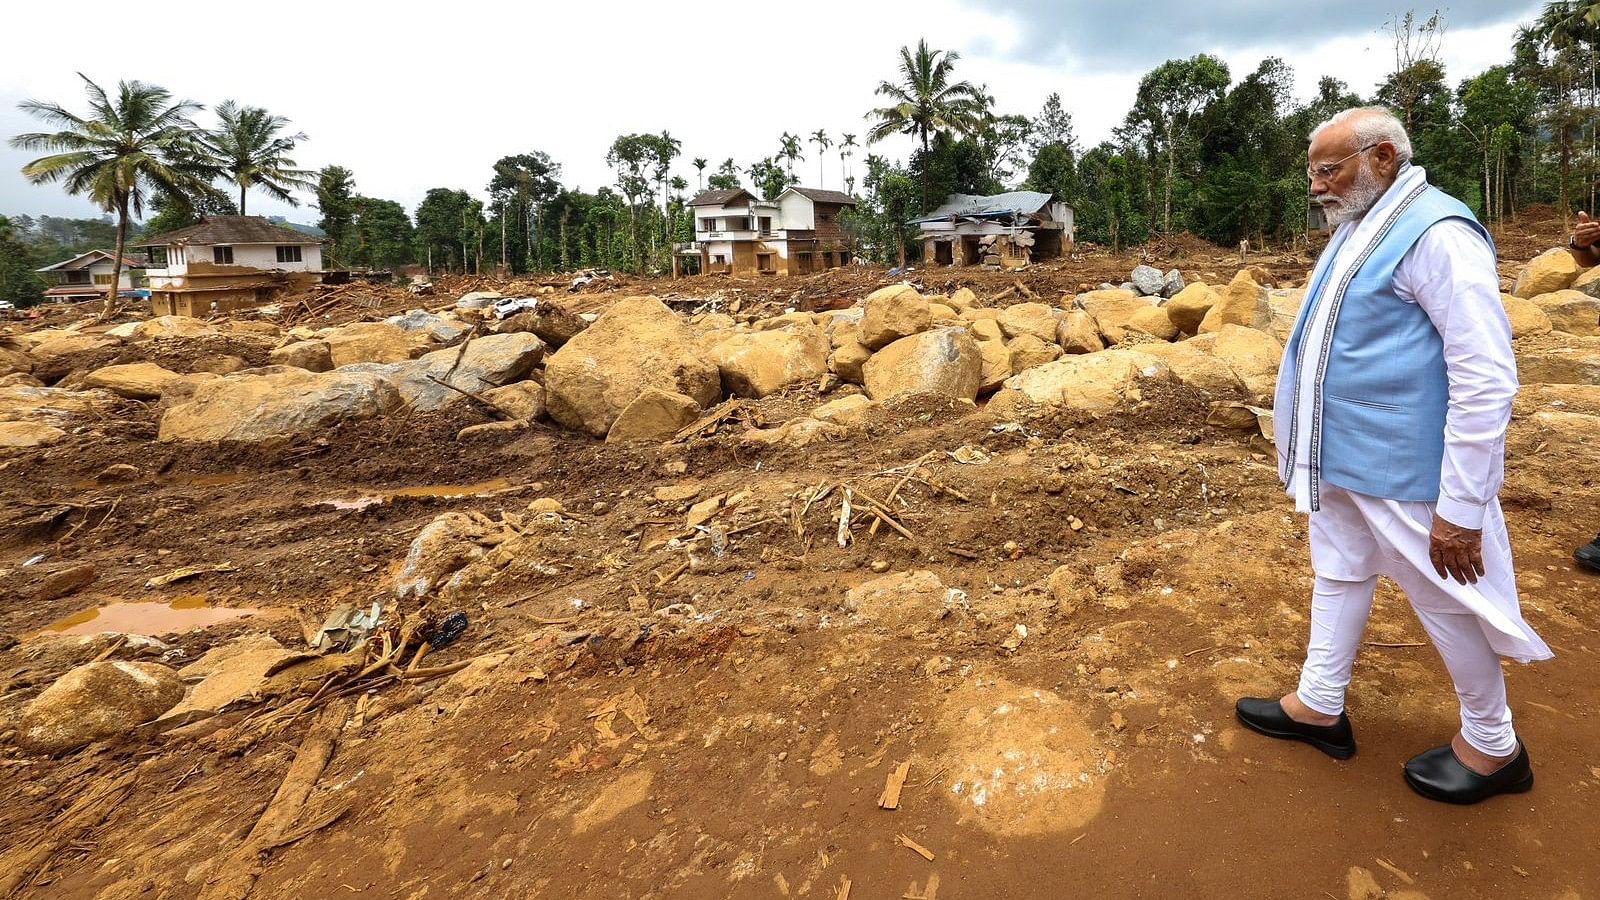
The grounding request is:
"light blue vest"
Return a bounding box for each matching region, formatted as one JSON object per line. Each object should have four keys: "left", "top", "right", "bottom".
{"left": 1284, "top": 185, "right": 1494, "bottom": 504}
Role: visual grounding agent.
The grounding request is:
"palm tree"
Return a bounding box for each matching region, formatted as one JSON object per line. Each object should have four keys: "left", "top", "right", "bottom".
{"left": 865, "top": 39, "right": 989, "bottom": 152}
{"left": 12, "top": 74, "right": 213, "bottom": 318}
{"left": 779, "top": 132, "right": 805, "bottom": 181}
{"left": 693, "top": 157, "right": 708, "bottom": 190}
{"left": 206, "top": 100, "right": 316, "bottom": 215}
{"left": 839, "top": 133, "right": 858, "bottom": 190}
{"left": 810, "top": 129, "right": 831, "bottom": 187}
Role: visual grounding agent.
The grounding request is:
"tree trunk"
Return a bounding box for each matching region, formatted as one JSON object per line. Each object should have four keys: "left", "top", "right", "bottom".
{"left": 98, "top": 194, "right": 129, "bottom": 323}
{"left": 1162, "top": 120, "right": 1175, "bottom": 235}
{"left": 500, "top": 208, "right": 508, "bottom": 271}
{"left": 239, "top": 183, "right": 247, "bottom": 216}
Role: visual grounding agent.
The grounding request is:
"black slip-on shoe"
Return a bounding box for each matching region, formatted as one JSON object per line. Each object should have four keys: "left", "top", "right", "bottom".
{"left": 1234, "top": 697, "right": 1357, "bottom": 760}
{"left": 1403, "top": 743, "right": 1533, "bottom": 805}
{"left": 1576, "top": 535, "right": 1600, "bottom": 573}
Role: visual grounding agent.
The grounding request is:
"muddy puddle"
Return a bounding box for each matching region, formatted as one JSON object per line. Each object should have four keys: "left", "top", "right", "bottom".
{"left": 41, "top": 595, "right": 271, "bottom": 637}
{"left": 322, "top": 478, "right": 515, "bottom": 511}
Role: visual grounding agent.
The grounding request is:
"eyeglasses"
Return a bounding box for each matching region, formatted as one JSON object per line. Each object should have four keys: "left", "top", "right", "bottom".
{"left": 1306, "top": 142, "right": 1380, "bottom": 181}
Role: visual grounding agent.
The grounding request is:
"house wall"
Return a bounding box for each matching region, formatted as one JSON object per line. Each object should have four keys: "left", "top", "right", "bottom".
{"left": 85, "top": 261, "right": 136, "bottom": 290}
{"left": 777, "top": 192, "right": 814, "bottom": 231}
{"left": 184, "top": 243, "right": 322, "bottom": 271}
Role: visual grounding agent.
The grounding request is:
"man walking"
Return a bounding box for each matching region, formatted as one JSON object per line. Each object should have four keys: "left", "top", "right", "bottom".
{"left": 1235, "top": 106, "right": 1551, "bottom": 805}
{"left": 1566, "top": 211, "right": 1600, "bottom": 573}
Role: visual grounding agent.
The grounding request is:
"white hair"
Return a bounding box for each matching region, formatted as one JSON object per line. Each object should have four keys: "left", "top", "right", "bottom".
{"left": 1309, "top": 106, "right": 1413, "bottom": 164}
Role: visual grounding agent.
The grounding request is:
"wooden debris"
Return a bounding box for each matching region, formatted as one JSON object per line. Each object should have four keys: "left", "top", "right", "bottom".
{"left": 835, "top": 877, "right": 852, "bottom": 900}
{"left": 897, "top": 834, "right": 936, "bottom": 861}
{"left": 424, "top": 375, "right": 518, "bottom": 421}
{"left": 0, "top": 772, "right": 136, "bottom": 895}
{"left": 878, "top": 760, "right": 911, "bottom": 810}
{"left": 670, "top": 398, "right": 747, "bottom": 442}
{"left": 837, "top": 489, "right": 854, "bottom": 548}
{"left": 145, "top": 562, "right": 235, "bottom": 589}
{"left": 1374, "top": 858, "right": 1415, "bottom": 885}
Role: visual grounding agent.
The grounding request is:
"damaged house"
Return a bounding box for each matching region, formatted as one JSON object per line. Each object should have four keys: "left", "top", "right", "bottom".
{"left": 680, "top": 186, "right": 856, "bottom": 277}
{"left": 132, "top": 216, "right": 325, "bottom": 316}
{"left": 911, "top": 191, "right": 1074, "bottom": 268}
{"left": 34, "top": 250, "right": 145, "bottom": 302}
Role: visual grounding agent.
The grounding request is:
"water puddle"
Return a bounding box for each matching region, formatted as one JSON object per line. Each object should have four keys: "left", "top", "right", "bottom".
{"left": 323, "top": 478, "right": 514, "bottom": 511}
{"left": 41, "top": 595, "right": 269, "bottom": 637}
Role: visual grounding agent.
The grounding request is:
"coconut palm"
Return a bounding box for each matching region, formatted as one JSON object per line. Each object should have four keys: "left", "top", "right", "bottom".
{"left": 865, "top": 39, "right": 989, "bottom": 152}
{"left": 810, "top": 129, "right": 831, "bottom": 186}
{"left": 11, "top": 73, "right": 213, "bottom": 318}
{"left": 206, "top": 100, "right": 316, "bottom": 215}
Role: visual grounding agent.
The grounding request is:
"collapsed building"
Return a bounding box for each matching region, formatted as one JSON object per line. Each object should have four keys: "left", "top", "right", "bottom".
{"left": 132, "top": 216, "right": 326, "bottom": 316}
{"left": 912, "top": 191, "right": 1074, "bottom": 268}
{"left": 680, "top": 186, "right": 856, "bottom": 277}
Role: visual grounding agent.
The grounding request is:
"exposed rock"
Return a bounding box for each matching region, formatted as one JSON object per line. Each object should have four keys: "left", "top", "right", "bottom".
{"left": 1007, "top": 333, "right": 1063, "bottom": 372}
{"left": 543, "top": 296, "right": 720, "bottom": 436}
{"left": 1125, "top": 305, "right": 1178, "bottom": 341}
{"left": 133, "top": 316, "right": 214, "bottom": 340}
{"left": 826, "top": 319, "right": 863, "bottom": 349}
{"left": 34, "top": 563, "right": 96, "bottom": 602}
{"left": 457, "top": 420, "right": 528, "bottom": 441}
{"left": 811, "top": 394, "right": 880, "bottom": 427}
{"left": 455, "top": 290, "right": 503, "bottom": 310}
{"left": 21, "top": 330, "right": 119, "bottom": 358}
{"left": 322, "top": 321, "right": 434, "bottom": 368}
{"left": 1130, "top": 265, "right": 1166, "bottom": 296}
{"left": 863, "top": 327, "right": 982, "bottom": 403}
{"left": 269, "top": 339, "right": 334, "bottom": 372}
{"left": 1129, "top": 340, "right": 1244, "bottom": 396}
{"left": 1502, "top": 294, "right": 1554, "bottom": 339}
{"left": 18, "top": 661, "right": 185, "bottom": 755}
{"left": 1198, "top": 271, "right": 1272, "bottom": 334}
{"left": 828, "top": 340, "right": 872, "bottom": 384}
{"left": 83, "top": 362, "right": 183, "bottom": 400}
{"left": 844, "top": 570, "right": 965, "bottom": 627}
{"left": 1165, "top": 283, "right": 1218, "bottom": 335}
{"left": 859, "top": 284, "right": 931, "bottom": 350}
{"left": 192, "top": 354, "right": 248, "bottom": 376}
{"left": 605, "top": 388, "right": 701, "bottom": 443}
{"left": 1512, "top": 247, "right": 1580, "bottom": 299}
{"left": 1075, "top": 289, "right": 1150, "bottom": 345}
{"left": 386, "top": 309, "right": 468, "bottom": 342}
{"left": 928, "top": 303, "right": 960, "bottom": 324}
{"left": 1056, "top": 310, "right": 1105, "bottom": 355}
{"left": 989, "top": 348, "right": 1173, "bottom": 418}
{"left": 395, "top": 511, "right": 496, "bottom": 599}
{"left": 977, "top": 339, "right": 1013, "bottom": 393}
{"left": 959, "top": 307, "right": 1001, "bottom": 322}
{"left": 159, "top": 369, "right": 402, "bottom": 442}
{"left": 1516, "top": 336, "right": 1600, "bottom": 384}
{"left": 1202, "top": 324, "right": 1284, "bottom": 397}
{"left": 385, "top": 332, "right": 545, "bottom": 411}
{"left": 968, "top": 318, "right": 1004, "bottom": 342}
{"left": 741, "top": 416, "right": 847, "bottom": 449}
{"left": 0, "top": 421, "right": 65, "bottom": 449}
{"left": 708, "top": 325, "right": 830, "bottom": 398}
{"left": 482, "top": 381, "right": 545, "bottom": 421}
{"left": 997, "top": 302, "right": 1059, "bottom": 343}
{"left": 947, "top": 287, "right": 977, "bottom": 308}
{"left": 1266, "top": 288, "right": 1306, "bottom": 345}
{"left": 1530, "top": 289, "right": 1600, "bottom": 336}
{"left": 0, "top": 346, "right": 34, "bottom": 375}
{"left": 166, "top": 635, "right": 295, "bottom": 719}
{"left": 0, "top": 384, "right": 118, "bottom": 424}
{"left": 1162, "top": 268, "right": 1187, "bottom": 298}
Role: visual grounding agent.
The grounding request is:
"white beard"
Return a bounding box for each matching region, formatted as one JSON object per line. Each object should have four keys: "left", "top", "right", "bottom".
{"left": 1318, "top": 167, "right": 1386, "bottom": 226}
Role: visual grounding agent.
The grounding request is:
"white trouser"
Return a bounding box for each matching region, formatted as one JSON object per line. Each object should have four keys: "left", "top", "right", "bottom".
{"left": 1295, "top": 574, "right": 1517, "bottom": 756}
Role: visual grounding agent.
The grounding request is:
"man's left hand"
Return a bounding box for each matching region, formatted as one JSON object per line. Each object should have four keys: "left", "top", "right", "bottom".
{"left": 1430, "top": 517, "right": 1485, "bottom": 585}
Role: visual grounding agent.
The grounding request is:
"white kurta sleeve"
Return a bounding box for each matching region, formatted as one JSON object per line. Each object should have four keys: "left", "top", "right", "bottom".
{"left": 1393, "top": 219, "right": 1518, "bottom": 530}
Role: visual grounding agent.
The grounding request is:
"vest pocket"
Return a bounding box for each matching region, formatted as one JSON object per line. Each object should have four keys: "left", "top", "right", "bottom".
{"left": 1327, "top": 394, "right": 1400, "bottom": 412}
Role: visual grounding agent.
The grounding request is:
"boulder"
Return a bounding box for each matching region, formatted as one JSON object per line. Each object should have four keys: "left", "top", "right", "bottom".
{"left": 33, "top": 563, "right": 96, "bottom": 602}
{"left": 989, "top": 348, "right": 1173, "bottom": 419}
{"left": 1516, "top": 337, "right": 1600, "bottom": 385}
{"left": 947, "top": 287, "right": 977, "bottom": 309}
{"left": 959, "top": 307, "right": 1001, "bottom": 321}
{"left": 132, "top": 316, "right": 214, "bottom": 340}
{"left": 456, "top": 290, "right": 503, "bottom": 310}
{"left": 843, "top": 570, "right": 964, "bottom": 627}
{"left": 192, "top": 354, "right": 249, "bottom": 375}
{"left": 21, "top": 330, "right": 118, "bottom": 358}
{"left": 811, "top": 394, "right": 880, "bottom": 427}
{"left": 501, "top": 301, "right": 590, "bottom": 348}
{"left": 977, "top": 339, "right": 1013, "bottom": 393}
{"left": 269, "top": 339, "right": 334, "bottom": 372}
{"left": 1125, "top": 305, "right": 1178, "bottom": 341}
{"left": 828, "top": 340, "right": 872, "bottom": 384}
{"left": 543, "top": 296, "right": 721, "bottom": 437}
{"left": 968, "top": 318, "right": 1004, "bottom": 342}
{"left": 740, "top": 416, "right": 847, "bottom": 450}
{"left": 1199, "top": 271, "right": 1273, "bottom": 334}
{"left": 1056, "top": 310, "right": 1105, "bottom": 355}
{"left": 862, "top": 327, "right": 982, "bottom": 403}
{"left": 1512, "top": 248, "right": 1580, "bottom": 299}
{"left": 1075, "top": 289, "right": 1150, "bottom": 344}
{"left": 322, "top": 321, "right": 434, "bottom": 368}
{"left": 1166, "top": 283, "right": 1218, "bottom": 335}
{"left": 1132, "top": 340, "right": 1245, "bottom": 396}
{"left": 17, "top": 661, "right": 185, "bottom": 755}
{"left": 0, "top": 420, "right": 66, "bottom": 449}
{"left": 386, "top": 332, "right": 546, "bottom": 411}
{"left": 827, "top": 318, "right": 863, "bottom": 349}
{"left": 1201, "top": 325, "right": 1283, "bottom": 397}
{"left": 1130, "top": 265, "right": 1166, "bottom": 296}
{"left": 1529, "top": 289, "right": 1600, "bottom": 336}
{"left": 386, "top": 309, "right": 469, "bottom": 342}
{"left": 166, "top": 635, "right": 295, "bottom": 719}
{"left": 83, "top": 362, "right": 183, "bottom": 400}
{"left": 1573, "top": 265, "right": 1600, "bottom": 298}
{"left": 997, "top": 302, "right": 1059, "bottom": 343}
{"left": 1266, "top": 288, "right": 1307, "bottom": 345}
{"left": 605, "top": 388, "right": 701, "bottom": 443}
{"left": 1162, "top": 268, "right": 1187, "bottom": 298}
{"left": 0, "top": 384, "right": 117, "bottom": 423}
{"left": 928, "top": 303, "right": 960, "bottom": 324}
{"left": 708, "top": 325, "right": 830, "bottom": 398}
{"left": 158, "top": 369, "right": 402, "bottom": 442}
{"left": 482, "top": 382, "right": 545, "bottom": 421}
{"left": 859, "top": 284, "right": 930, "bottom": 350}
{"left": 395, "top": 511, "right": 494, "bottom": 599}
{"left": 1502, "top": 294, "right": 1554, "bottom": 339}
{"left": 0, "top": 346, "right": 34, "bottom": 375}
{"left": 1007, "top": 333, "right": 1063, "bottom": 372}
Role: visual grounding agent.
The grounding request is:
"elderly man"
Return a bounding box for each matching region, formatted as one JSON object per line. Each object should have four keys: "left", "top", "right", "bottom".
{"left": 1567, "top": 211, "right": 1600, "bottom": 573}
{"left": 1235, "top": 106, "right": 1551, "bottom": 805}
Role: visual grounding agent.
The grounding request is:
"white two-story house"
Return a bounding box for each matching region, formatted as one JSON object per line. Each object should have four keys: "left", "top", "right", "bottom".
{"left": 34, "top": 250, "right": 145, "bottom": 302}
{"left": 682, "top": 186, "right": 856, "bottom": 277}
{"left": 132, "top": 216, "right": 325, "bottom": 315}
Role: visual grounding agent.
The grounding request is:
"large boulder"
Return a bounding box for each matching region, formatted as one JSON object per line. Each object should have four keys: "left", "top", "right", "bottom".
{"left": 1502, "top": 294, "right": 1554, "bottom": 339}
{"left": 977, "top": 339, "right": 1013, "bottom": 393}
{"left": 385, "top": 332, "right": 545, "bottom": 411}
{"left": 1162, "top": 268, "right": 1187, "bottom": 298}
{"left": 968, "top": 318, "right": 1004, "bottom": 342}
{"left": 482, "top": 382, "right": 545, "bottom": 421}
{"left": 1130, "top": 265, "right": 1166, "bottom": 297}
{"left": 1516, "top": 337, "right": 1600, "bottom": 385}
{"left": 321, "top": 321, "right": 434, "bottom": 368}
{"left": 1199, "top": 271, "right": 1273, "bottom": 334}
{"left": 158, "top": 369, "right": 402, "bottom": 442}
{"left": 1075, "top": 289, "right": 1150, "bottom": 345}
{"left": 17, "top": 661, "right": 185, "bottom": 755}
{"left": 20, "top": 330, "right": 119, "bottom": 358}
{"left": 1007, "top": 333, "right": 1063, "bottom": 372}
{"left": 0, "top": 346, "right": 34, "bottom": 376}
{"left": 828, "top": 340, "right": 872, "bottom": 384}
{"left": 542, "top": 296, "right": 721, "bottom": 437}
{"left": 132, "top": 316, "right": 214, "bottom": 340}
{"left": 997, "top": 302, "right": 1059, "bottom": 343}
{"left": 1132, "top": 340, "right": 1245, "bottom": 396}
{"left": 0, "top": 420, "right": 66, "bottom": 449}
{"left": 83, "top": 362, "right": 183, "bottom": 400}
{"left": 1512, "top": 248, "right": 1581, "bottom": 299}
{"left": 708, "top": 325, "right": 830, "bottom": 398}
{"left": 605, "top": 388, "right": 701, "bottom": 443}
{"left": 269, "top": 339, "right": 335, "bottom": 372}
{"left": 1201, "top": 324, "right": 1283, "bottom": 396}
{"left": 1266, "top": 288, "right": 1307, "bottom": 345}
{"left": 386, "top": 309, "right": 469, "bottom": 342}
{"left": 1165, "top": 283, "right": 1218, "bottom": 335}
{"left": 862, "top": 327, "right": 982, "bottom": 403}
{"left": 1573, "top": 265, "right": 1600, "bottom": 299}
{"left": 0, "top": 384, "right": 117, "bottom": 424}
{"left": 1125, "top": 305, "right": 1178, "bottom": 341}
{"left": 1529, "top": 290, "right": 1600, "bottom": 336}
{"left": 1056, "top": 310, "right": 1105, "bottom": 355}
{"left": 859, "top": 284, "right": 930, "bottom": 350}
{"left": 989, "top": 348, "right": 1173, "bottom": 419}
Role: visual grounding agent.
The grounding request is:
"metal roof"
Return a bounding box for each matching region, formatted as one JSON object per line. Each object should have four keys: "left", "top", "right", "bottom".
{"left": 909, "top": 191, "right": 1057, "bottom": 224}
{"left": 35, "top": 249, "right": 145, "bottom": 272}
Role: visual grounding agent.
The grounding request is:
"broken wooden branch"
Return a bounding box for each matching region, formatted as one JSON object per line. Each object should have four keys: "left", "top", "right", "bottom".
{"left": 0, "top": 772, "right": 137, "bottom": 895}
{"left": 878, "top": 760, "right": 911, "bottom": 810}
{"left": 424, "top": 375, "right": 517, "bottom": 421}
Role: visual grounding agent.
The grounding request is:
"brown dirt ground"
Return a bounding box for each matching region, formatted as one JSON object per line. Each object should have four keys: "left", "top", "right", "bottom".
{"left": 1, "top": 216, "right": 1596, "bottom": 900}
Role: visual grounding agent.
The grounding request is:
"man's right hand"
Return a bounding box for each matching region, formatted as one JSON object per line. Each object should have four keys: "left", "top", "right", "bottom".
{"left": 1575, "top": 211, "right": 1600, "bottom": 250}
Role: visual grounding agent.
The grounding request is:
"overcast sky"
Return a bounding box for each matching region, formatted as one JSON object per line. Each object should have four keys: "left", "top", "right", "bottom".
{"left": 0, "top": 0, "right": 1545, "bottom": 226}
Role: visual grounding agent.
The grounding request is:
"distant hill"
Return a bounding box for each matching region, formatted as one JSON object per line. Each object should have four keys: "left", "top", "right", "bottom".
{"left": 267, "top": 217, "right": 326, "bottom": 237}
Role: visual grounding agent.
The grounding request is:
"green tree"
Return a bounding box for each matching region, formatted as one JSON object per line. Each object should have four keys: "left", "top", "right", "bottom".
{"left": 0, "top": 215, "right": 46, "bottom": 307}
{"left": 747, "top": 157, "right": 789, "bottom": 200}
{"left": 205, "top": 100, "right": 315, "bottom": 215}
{"left": 414, "top": 188, "right": 478, "bottom": 273}
{"left": 11, "top": 74, "right": 213, "bottom": 318}
{"left": 606, "top": 133, "right": 656, "bottom": 273}
{"left": 488, "top": 151, "right": 561, "bottom": 272}
{"left": 708, "top": 158, "right": 742, "bottom": 191}
{"left": 1124, "top": 54, "right": 1231, "bottom": 233}
{"left": 1029, "top": 92, "right": 1078, "bottom": 155}
{"left": 693, "top": 157, "right": 708, "bottom": 190}
{"left": 865, "top": 39, "right": 988, "bottom": 153}
{"left": 352, "top": 197, "right": 414, "bottom": 269}
{"left": 810, "top": 129, "right": 831, "bottom": 186}
{"left": 839, "top": 133, "right": 858, "bottom": 190}
{"left": 779, "top": 132, "right": 805, "bottom": 181}
{"left": 315, "top": 165, "right": 359, "bottom": 266}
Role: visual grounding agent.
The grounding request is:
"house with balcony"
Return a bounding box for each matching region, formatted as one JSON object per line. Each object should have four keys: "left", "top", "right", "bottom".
{"left": 34, "top": 250, "right": 145, "bottom": 302}
{"left": 681, "top": 186, "right": 856, "bottom": 277}
{"left": 132, "top": 216, "right": 325, "bottom": 315}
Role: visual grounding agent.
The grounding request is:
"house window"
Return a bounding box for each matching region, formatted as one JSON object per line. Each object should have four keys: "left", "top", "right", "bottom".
{"left": 700, "top": 218, "right": 716, "bottom": 232}
{"left": 144, "top": 247, "right": 168, "bottom": 267}
{"left": 93, "top": 273, "right": 113, "bottom": 285}
{"left": 712, "top": 254, "right": 727, "bottom": 265}
{"left": 213, "top": 246, "right": 234, "bottom": 264}
{"left": 276, "top": 245, "right": 303, "bottom": 263}
{"left": 758, "top": 216, "right": 772, "bottom": 235}
{"left": 757, "top": 252, "right": 775, "bottom": 274}
{"left": 64, "top": 271, "right": 91, "bottom": 285}
{"left": 727, "top": 216, "right": 752, "bottom": 231}
{"left": 839, "top": 251, "right": 851, "bottom": 266}
{"left": 795, "top": 252, "right": 813, "bottom": 274}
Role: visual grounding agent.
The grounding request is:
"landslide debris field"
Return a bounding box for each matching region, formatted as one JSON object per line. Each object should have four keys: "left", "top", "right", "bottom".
{"left": 2, "top": 224, "right": 1598, "bottom": 899}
